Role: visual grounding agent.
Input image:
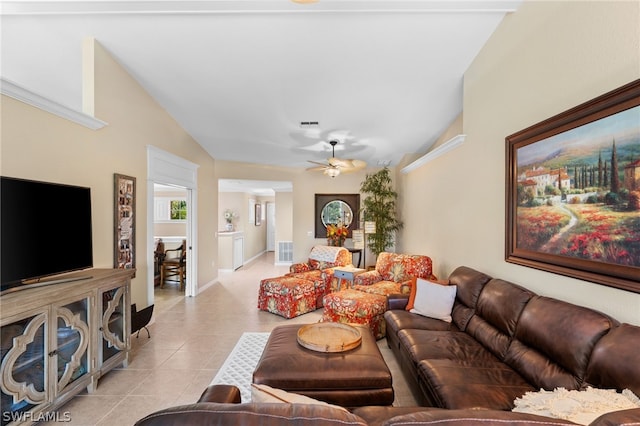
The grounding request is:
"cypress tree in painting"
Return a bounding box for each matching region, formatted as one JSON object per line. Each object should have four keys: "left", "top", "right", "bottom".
{"left": 558, "top": 168, "right": 562, "bottom": 191}
{"left": 598, "top": 150, "right": 603, "bottom": 187}
{"left": 611, "top": 139, "right": 619, "bottom": 193}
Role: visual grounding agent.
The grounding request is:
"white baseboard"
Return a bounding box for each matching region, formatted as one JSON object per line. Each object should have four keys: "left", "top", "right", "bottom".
{"left": 244, "top": 250, "right": 266, "bottom": 265}
{"left": 197, "top": 277, "right": 218, "bottom": 294}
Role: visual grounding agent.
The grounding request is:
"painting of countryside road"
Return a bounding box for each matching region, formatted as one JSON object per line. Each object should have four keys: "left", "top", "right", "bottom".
{"left": 516, "top": 105, "right": 640, "bottom": 268}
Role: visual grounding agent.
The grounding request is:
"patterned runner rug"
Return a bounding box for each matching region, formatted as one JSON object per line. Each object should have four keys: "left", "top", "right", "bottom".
{"left": 209, "top": 332, "right": 270, "bottom": 403}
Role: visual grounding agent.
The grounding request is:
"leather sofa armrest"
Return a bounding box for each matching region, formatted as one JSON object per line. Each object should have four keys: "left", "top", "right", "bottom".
{"left": 197, "top": 385, "right": 242, "bottom": 404}
{"left": 388, "top": 294, "right": 409, "bottom": 310}
{"left": 589, "top": 408, "right": 640, "bottom": 426}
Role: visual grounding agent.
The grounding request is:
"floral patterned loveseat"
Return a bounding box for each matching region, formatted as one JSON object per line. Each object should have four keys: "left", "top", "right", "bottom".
{"left": 322, "top": 252, "right": 436, "bottom": 339}
{"left": 287, "top": 245, "right": 353, "bottom": 307}
{"left": 352, "top": 252, "right": 436, "bottom": 296}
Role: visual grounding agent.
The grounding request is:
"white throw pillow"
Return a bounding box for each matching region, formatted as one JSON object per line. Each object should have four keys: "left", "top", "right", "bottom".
{"left": 251, "top": 384, "right": 348, "bottom": 412}
{"left": 409, "top": 278, "right": 457, "bottom": 322}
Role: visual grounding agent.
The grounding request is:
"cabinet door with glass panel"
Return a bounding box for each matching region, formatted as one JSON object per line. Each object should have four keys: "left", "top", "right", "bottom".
{"left": 98, "top": 285, "right": 129, "bottom": 374}
{"left": 51, "top": 295, "right": 92, "bottom": 399}
{"left": 1, "top": 308, "right": 50, "bottom": 425}
{"left": 1, "top": 292, "right": 91, "bottom": 426}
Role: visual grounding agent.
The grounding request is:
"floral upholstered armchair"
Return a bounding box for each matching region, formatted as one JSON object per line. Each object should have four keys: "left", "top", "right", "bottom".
{"left": 287, "top": 245, "right": 353, "bottom": 307}
{"left": 353, "top": 252, "right": 436, "bottom": 296}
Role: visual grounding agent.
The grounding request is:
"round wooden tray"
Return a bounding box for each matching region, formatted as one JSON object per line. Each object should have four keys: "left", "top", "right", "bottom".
{"left": 297, "top": 322, "right": 362, "bottom": 353}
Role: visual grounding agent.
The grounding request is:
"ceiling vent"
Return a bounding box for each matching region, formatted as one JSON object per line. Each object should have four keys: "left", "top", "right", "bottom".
{"left": 300, "top": 121, "right": 319, "bottom": 127}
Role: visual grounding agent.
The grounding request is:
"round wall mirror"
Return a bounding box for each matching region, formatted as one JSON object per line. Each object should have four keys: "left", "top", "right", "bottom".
{"left": 321, "top": 200, "right": 353, "bottom": 227}
{"left": 314, "top": 194, "right": 359, "bottom": 238}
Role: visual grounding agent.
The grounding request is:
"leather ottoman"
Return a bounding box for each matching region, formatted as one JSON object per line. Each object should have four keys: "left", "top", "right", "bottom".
{"left": 252, "top": 324, "right": 394, "bottom": 407}
{"left": 257, "top": 276, "right": 317, "bottom": 319}
{"left": 322, "top": 289, "right": 388, "bottom": 340}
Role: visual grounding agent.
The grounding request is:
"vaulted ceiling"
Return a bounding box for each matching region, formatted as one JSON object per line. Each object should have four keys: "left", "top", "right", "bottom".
{"left": 1, "top": 0, "right": 521, "bottom": 169}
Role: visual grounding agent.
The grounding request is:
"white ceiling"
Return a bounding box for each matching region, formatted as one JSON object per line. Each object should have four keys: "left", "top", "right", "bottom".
{"left": 1, "top": 0, "right": 520, "bottom": 169}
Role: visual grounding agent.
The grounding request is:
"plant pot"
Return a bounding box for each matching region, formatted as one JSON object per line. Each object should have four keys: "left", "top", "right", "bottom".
{"left": 225, "top": 222, "right": 233, "bottom": 231}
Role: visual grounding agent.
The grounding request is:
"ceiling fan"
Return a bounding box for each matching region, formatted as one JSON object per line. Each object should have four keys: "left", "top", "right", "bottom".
{"left": 307, "top": 140, "right": 366, "bottom": 178}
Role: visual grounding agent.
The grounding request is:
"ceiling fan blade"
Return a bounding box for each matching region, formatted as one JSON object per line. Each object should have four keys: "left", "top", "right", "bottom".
{"left": 328, "top": 157, "right": 350, "bottom": 167}
{"left": 308, "top": 160, "right": 330, "bottom": 167}
{"left": 306, "top": 165, "right": 328, "bottom": 172}
{"left": 345, "top": 159, "right": 367, "bottom": 169}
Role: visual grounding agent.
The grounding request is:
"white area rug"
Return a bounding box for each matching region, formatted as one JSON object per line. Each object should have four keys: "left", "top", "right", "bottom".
{"left": 209, "top": 332, "right": 270, "bottom": 403}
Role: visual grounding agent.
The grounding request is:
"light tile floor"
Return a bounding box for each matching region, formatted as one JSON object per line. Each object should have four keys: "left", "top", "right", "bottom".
{"left": 42, "top": 252, "right": 417, "bottom": 425}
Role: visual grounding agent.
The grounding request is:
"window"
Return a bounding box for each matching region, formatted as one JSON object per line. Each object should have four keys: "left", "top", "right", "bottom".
{"left": 154, "top": 197, "right": 187, "bottom": 222}
{"left": 170, "top": 200, "right": 187, "bottom": 220}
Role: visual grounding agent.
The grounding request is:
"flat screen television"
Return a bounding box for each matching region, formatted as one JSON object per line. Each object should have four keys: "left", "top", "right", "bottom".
{"left": 1, "top": 176, "right": 93, "bottom": 294}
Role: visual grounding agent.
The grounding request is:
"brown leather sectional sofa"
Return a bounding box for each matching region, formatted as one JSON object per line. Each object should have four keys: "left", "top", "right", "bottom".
{"left": 135, "top": 266, "right": 640, "bottom": 425}
{"left": 384, "top": 266, "right": 640, "bottom": 412}
{"left": 135, "top": 384, "right": 640, "bottom": 425}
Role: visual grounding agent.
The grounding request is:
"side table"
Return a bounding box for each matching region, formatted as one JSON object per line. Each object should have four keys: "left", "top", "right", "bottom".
{"left": 333, "top": 266, "right": 366, "bottom": 290}
{"left": 346, "top": 248, "right": 363, "bottom": 268}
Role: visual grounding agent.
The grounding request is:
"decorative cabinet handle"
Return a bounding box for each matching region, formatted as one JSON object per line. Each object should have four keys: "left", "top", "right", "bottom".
{"left": 48, "top": 349, "right": 58, "bottom": 357}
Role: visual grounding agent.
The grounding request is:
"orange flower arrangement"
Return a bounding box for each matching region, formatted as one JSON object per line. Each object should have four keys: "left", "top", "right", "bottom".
{"left": 327, "top": 223, "right": 349, "bottom": 246}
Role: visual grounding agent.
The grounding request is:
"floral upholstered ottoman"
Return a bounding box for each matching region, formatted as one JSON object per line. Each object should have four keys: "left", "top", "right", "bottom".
{"left": 287, "top": 270, "right": 328, "bottom": 308}
{"left": 322, "top": 289, "right": 387, "bottom": 339}
{"left": 258, "top": 276, "right": 317, "bottom": 319}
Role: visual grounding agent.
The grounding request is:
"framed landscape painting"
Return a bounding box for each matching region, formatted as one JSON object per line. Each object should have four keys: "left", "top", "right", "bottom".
{"left": 506, "top": 79, "right": 640, "bottom": 293}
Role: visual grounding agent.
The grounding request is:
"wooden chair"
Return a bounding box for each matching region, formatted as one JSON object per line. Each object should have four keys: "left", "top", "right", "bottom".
{"left": 153, "top": 239, "right": 165, "bottom": 286}
{"left": 160, "top": 239, "right": 186, "bottom": 290}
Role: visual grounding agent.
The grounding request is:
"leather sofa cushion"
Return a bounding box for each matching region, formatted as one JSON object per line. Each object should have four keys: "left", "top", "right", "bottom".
{"left": 447, "top": 266, "right": 492, "bottom": 331}
{"left": 505, "top": 296, "right": 618, "bottom": 391}
{"left": 398, "top": 329, "right": 498, "bottom": 365}
{"left": 380, "top": 408, "right": 578, "bottom": 425}
{"left": 418, "top": 358, "right": 534, "bottom": 410}
{"left": 134, "top": 402, "right": 367, "bottom": 426}
{"left": 465, "top": 279, "right": 535, "bottom": 360}
{"left": 585, "top": 323, "right": 640, "bottom": 395}
{"left": 385, "top": 310, "right": 457, "bottom": 339}
{"left": 352, "top": 406, "right": 429, "bottom": 426}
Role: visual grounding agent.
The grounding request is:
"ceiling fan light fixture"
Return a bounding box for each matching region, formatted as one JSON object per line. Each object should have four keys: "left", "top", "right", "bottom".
{"left": 324, "top": 168, "right": 340, "bottom": 178}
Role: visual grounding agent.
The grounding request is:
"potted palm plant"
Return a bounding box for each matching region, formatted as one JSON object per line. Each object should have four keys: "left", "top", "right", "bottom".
{"left": 360, "top": 167, "right": 403, "bottom": 265}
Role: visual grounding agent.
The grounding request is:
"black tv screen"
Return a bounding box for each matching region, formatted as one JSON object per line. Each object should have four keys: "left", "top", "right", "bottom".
{"left": 1, "top": 176, "right": 93, "bottom": 293}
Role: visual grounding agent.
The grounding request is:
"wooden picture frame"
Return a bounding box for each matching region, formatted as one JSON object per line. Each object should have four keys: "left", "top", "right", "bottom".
{"left": 114, "top": 173, "right": 136, "bottom": 274}
{"left": 255, "top": 203, "right": 262, "bottom": 226}
{"left": 505, "top": 79, "right": 640, "bottom": 293}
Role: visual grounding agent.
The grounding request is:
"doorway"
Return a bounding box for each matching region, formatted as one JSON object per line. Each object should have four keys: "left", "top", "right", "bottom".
{"left": 153, "top": 184, "right": 188, "bottom": 298}
{"left": 147, "top": 146, "right": 199, "bottom": 305}
{"left": 217, "top": 179, "right": 291, "bottom": 266}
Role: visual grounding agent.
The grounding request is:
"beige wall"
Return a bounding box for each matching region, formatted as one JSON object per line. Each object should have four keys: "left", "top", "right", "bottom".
{"left": 398, "top": 1, "right": 640, "bottom": 325}
{"left": 1, "top": 40, "right": 218, "bottom": 308}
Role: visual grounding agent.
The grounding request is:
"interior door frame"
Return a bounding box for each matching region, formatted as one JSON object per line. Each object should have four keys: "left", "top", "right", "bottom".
{"left": 147, "top": 146, "right": 199, "bottom": 301}
{"left": 266, "top": 201, "right": 276, "bottom": 251}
